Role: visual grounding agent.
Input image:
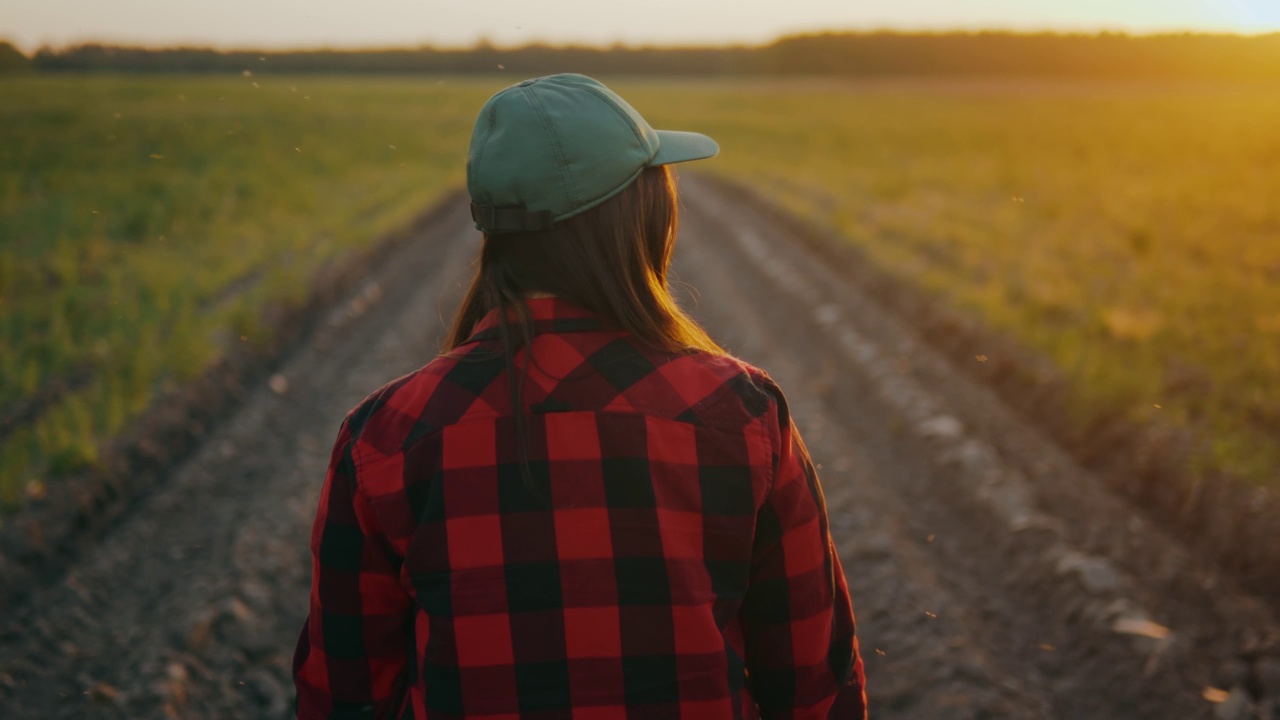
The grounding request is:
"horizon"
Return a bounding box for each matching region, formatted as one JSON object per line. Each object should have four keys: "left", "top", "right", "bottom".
{"left": 3, "top": 0, "right": 1280, "bottom": 54}
{"left": 9, "top": 27, "right": 1280, "bottom": 56}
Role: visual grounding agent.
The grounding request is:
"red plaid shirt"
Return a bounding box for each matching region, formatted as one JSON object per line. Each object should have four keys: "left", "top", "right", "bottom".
{"left": 293, "top": 297, "right": 866, "bottom": 719}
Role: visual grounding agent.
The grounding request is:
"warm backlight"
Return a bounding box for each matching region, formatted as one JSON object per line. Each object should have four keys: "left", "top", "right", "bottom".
{"left": 3, "top": 0, "right": 1280, "bottom": 51}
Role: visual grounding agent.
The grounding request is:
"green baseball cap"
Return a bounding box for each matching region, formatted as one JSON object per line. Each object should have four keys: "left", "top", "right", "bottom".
{"left": 466, "top": 73, "right": 719, "bottom": 234}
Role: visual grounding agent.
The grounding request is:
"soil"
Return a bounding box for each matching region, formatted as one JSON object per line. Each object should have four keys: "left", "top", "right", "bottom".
{"left": 1, "top": 176, "right": 1277, "bottom": 719}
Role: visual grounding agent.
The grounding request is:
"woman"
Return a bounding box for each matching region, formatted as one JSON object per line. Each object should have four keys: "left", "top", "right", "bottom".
{"left": 294, "top": 73, "right": 866, "bottom": 719}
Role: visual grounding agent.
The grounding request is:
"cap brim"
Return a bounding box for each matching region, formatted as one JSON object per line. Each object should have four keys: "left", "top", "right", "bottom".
{"left": 650, "top": 130, "right": 719, "bottom": 166}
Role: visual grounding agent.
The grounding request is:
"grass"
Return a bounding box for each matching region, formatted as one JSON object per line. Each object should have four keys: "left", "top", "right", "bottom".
{"left": 2, "top": 74, "right": 1278, "bottom": 508}
{"left": 622, "top": 77, "right": 1280, "bottom": 485}
{"left": 0, "top": 74, "right": 507, "bottom": 506}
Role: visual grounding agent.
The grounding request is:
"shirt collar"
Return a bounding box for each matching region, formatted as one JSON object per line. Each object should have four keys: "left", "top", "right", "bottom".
{"left": 466, "top": 296, "right": 605, "bottom": 345}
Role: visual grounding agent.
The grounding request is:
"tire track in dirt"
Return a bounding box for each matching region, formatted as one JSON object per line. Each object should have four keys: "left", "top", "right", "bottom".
{"left": 0, "top": 202, "right": 478, "bottom": 719}
{"left": 673, "top": 193, "right": 1053, "bottom": 719}
{"left": 1, "top": 178, "right": 1276, "bottom": 719}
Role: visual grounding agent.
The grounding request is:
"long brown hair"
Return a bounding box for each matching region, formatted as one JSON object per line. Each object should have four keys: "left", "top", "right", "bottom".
{"left": 444, "top": 165, "right": 721, "bottom": 356}
{"left": 444, "top": 166, "right": 721, "bottom": 487}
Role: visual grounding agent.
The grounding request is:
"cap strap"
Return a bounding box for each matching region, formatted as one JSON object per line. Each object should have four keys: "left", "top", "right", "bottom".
{"left": 471, "top": 203, "right": 555, "bottom": 233}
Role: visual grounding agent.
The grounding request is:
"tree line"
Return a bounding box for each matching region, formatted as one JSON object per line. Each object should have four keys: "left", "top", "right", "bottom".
{"left": 4, "top": 32, "right": 1280, "bottom": 79}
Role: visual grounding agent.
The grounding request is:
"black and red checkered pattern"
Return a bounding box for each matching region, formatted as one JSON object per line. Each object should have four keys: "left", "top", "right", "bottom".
{"left": 293, "top": 297, "right": 866, "bottom": 719}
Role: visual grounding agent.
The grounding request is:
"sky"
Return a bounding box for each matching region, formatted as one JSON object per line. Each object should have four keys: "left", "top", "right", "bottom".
{"left": 3, "top": 0, "right": 1280, "bottom": 52}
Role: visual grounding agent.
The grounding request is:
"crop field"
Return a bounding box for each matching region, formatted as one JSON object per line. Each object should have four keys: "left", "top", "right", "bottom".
{"left": 0, "top": 75, "right": 503, "bottom": 506}
{"left": 2, "top": 74, "right": 1278, "bottom": 508}
{"left": 634, "top": 78, "right": 1280, "bottom": 486}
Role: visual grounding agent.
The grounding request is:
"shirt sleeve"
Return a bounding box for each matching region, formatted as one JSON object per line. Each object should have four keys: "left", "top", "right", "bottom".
{"left": 293, "top": 417, "right": 415, "bottom": 719}
{"left": 742, "top": 385, "right": 867, "bottom": 719}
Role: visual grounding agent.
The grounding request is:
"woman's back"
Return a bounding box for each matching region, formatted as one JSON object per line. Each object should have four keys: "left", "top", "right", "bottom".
{"left": 295, "top": 297, "right": 861, "bottom": 717}
{"left": 293, "top": 73, "right": 865, "bottom": 719}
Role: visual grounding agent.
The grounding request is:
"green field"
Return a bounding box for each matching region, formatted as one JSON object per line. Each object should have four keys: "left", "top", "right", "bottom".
{"left": 0, "top": 75, "right": 505, "bottom": 505}
{"left": 633, "top": 78, "right": 1280, "bottom": 484}
{"left": 2, "top": 74, "right": 1278, "bottom": 507}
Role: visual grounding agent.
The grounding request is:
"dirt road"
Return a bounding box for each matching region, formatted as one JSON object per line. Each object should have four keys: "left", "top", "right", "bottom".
{"left": 1, "top": 176, "right": 1276, "bottom": 719}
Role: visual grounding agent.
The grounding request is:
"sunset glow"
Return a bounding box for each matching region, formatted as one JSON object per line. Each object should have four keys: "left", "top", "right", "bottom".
{"left": 2, "top": 0, "right": 1279, "bottom": 51}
